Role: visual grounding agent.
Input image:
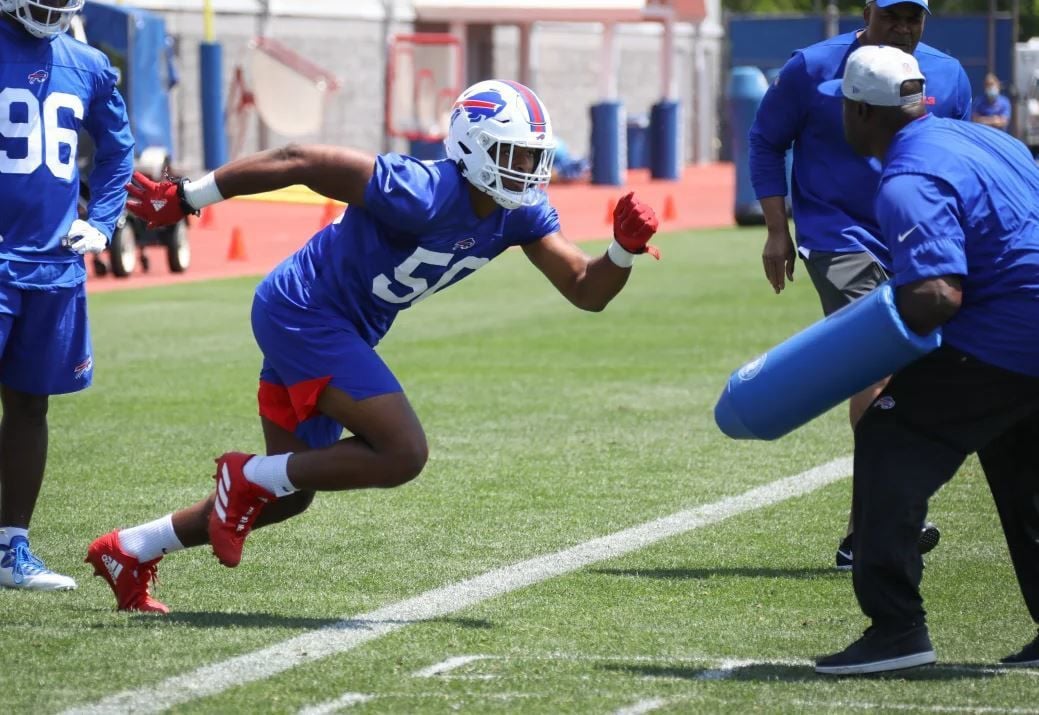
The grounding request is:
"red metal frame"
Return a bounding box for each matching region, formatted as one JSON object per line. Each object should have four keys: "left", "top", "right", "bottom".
{"left": 386, "top": 33, "right": 462, "bottom": 142}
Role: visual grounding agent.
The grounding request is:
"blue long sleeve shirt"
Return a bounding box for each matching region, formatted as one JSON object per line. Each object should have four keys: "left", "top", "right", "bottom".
{"left": 749, "top": 31, "right": 971, "bottom": 269}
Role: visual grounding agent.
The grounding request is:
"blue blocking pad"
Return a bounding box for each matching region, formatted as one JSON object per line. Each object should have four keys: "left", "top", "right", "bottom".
{"left": 714, "top": 283, "right": 942, "bottom": 440}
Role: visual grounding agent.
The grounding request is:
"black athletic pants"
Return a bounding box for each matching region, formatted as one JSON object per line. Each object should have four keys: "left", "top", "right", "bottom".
{"left": 852, "top": 346, "right": 1039, "bottom": 629}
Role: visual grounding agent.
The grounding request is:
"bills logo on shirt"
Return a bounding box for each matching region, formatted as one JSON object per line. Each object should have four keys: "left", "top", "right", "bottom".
{"left": 28, "top": 69, "right": 48, "bottom": 84}
{"left": 453, "top": 237, "right": 476, "bottom": 251}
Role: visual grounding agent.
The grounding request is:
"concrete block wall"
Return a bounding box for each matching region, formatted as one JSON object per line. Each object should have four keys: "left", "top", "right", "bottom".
{"left": 119, "top": 7, "right": 722, "bottom": 174}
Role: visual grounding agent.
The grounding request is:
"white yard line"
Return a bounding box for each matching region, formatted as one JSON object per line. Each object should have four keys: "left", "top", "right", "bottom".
{"left": 412, "top": 655, "right": 493, "bottom": 678}
{"left": 694, "top": 658, "right": 782, "bottom": 681}
{"left": 296, "top": 692, "right": 373, "bottom": 715}
{"left": 791, "top": 700, "right": 1039, "bottom": 714}
{"left": 64, "top": 457, "right": 852, "bottom": 715}
{"left": 613, "top": 697, "right": 671, "bottom": 715}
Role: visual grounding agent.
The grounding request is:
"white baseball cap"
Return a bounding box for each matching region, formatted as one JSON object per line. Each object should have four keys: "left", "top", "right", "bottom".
{"left": 818, "top": 45, "right": 926, "bottom": 107}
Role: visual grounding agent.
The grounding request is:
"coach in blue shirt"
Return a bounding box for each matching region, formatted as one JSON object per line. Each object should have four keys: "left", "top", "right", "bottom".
{"left": 748, "top": 0, "right": 971, "bottom": 571}
{"left": 812, "top": 45, "right": 1039, "bottom": 676}
{"left": 972, "top": 72, "right": 1011, "bottom": 131}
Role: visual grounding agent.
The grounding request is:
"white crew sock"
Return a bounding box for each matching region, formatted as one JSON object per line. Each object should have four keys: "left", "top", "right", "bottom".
{"left": 118, "top": 515, "right": 184, "bottom": 562}
{"left": 243, "top": 453, "right": 297, "bottom": 496}
{"left": 0, "top": 526, "right": 28, "bottom": 547}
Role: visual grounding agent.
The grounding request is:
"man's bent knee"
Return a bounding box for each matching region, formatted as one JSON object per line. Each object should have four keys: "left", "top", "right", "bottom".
{"left": 381, "top": 439, "right": 428, "bottom": 488}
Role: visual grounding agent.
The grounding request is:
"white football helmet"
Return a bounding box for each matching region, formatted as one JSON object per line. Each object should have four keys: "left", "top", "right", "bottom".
{"left": 1, "top": 0, "right": 84, "bottom": 39}
{"left": 444, "top": 79, "right": 556, "bottom": 210}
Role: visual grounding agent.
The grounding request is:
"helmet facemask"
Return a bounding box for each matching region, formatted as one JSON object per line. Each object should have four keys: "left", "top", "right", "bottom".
{"left": 1, "top": 0, "right": 84, "bottom": 39}
{"left": 471, "top": 133, "right": 555, "bottom": 210}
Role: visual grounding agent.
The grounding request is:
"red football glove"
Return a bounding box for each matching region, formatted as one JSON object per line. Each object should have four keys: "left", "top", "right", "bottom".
{"left": 613, "top": 191, "right": 660, "bottom": 259}
{"left": 125, "top": 170, "right": 197, "bottom": 229}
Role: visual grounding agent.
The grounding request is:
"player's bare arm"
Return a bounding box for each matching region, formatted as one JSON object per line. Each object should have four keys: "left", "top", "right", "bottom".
{"left": 896, "top": 275, "right": 963, "bottom": 335}
{"left": 212, "top": 144, "right": 375, "bottom": 205}
{"left": 524, "top": 191, "right": 659, "bottom": 312}
{"left": 126, "top": 144, "right": 376, "bottom": 227}
{"left": 523, "top": 232, "right": 629, "bottom": 312}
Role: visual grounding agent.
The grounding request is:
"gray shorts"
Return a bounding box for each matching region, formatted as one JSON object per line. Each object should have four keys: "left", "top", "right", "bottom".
{"left": 802, "top": 250, "right": 890, "bottom": 316}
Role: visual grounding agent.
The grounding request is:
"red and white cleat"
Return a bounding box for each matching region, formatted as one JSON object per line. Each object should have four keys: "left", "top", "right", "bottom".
{"left": 209, "top": 452, "right": 273, "bottom": 567}
{"left": 85, "top": 531, "right": 169, "bottom": 614}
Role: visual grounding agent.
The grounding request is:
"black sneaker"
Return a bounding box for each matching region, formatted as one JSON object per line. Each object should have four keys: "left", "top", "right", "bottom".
{"left": 918, "top": 522, "right": 941, "bottom": 555}
{"left": 1001, "top": 632, "right": 1039, "bottom": 667}
{"left": 834, "top": 523, "right": 942, "bottom": 572}
{"left": 835, "top": 534, "right": 853, "bottom": 571}
{"left": 816, "top": 624, "right": 936, "bottom": 675}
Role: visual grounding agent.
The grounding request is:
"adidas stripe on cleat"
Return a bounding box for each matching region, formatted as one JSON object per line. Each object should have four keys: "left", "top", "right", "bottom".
{"left": 208, "top": 452, "right": 273, "bottom": 568}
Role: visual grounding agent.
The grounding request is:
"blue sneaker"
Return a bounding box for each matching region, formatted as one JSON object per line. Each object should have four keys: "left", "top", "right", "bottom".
{"left": 0, "top": 535, "right": 77, "bottom": 591}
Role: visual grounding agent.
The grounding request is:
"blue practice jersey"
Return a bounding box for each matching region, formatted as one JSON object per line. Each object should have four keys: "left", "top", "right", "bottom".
{"left": 749, "top": 32, "right": 971, "bottom": 269}
{"left": 257, "top": 154, "right": 561, "bottom": 346}
{"left": 877, "top": 114, "right": 1039, "bottom": 378}
{"left": 0, "top": 20, "right": 134, "bottom": 288}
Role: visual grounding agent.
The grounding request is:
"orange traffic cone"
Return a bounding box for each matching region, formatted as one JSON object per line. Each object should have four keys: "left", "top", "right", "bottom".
{"left": 227, "top": 226, "right": 247, "bottom": 261}
{"left": 605, "top": 197, "right": 617, "bottom": 224}
{"left": 198, "top": 207, "right": 214, "bottom": 228}
{"left": 663, "top": 194, "right": 677, "bottom": 221}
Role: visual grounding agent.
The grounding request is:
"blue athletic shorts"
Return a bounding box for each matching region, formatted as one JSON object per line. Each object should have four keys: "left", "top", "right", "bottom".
{"left": 250, "top": 294, "right": 402, "bottom": 449}
{"left": 0, "top": 282, "right": 92, "bottom": 395}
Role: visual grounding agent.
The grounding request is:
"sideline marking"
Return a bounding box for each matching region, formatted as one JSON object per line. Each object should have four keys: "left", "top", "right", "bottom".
{"left": 64, "top": 457, "right": 851, "bottom": 715}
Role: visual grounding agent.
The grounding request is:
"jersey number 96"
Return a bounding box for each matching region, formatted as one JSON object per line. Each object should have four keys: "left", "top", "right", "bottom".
{"left": 0, "top": 88, "right": 83, "bottom": 181}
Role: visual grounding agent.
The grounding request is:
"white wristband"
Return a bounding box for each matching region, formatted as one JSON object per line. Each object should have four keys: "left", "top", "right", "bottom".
{"left": 607, "top": 239, "right": 636, "bottom": 268}
{"left": 181, "top": 171, "right": 224, "bottom": 210}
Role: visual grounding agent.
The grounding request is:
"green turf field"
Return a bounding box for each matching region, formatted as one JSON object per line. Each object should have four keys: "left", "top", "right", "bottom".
{"left": 5, "top": 227, "right": 1036, "bottom": 714}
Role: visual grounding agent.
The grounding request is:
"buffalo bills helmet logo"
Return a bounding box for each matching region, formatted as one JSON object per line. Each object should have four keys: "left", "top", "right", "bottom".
{"left": 28, "top": 70, "right": 48, "bottom": 85}
{"left": 452, "top": 90, "right": 505, "bottom": 124}
{"left": 453, "top": 237, "right": 476, "bottom": 251}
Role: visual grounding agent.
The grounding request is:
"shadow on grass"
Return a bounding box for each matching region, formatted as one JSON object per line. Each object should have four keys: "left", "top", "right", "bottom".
{"left": 593, "top": 566, "right": 837, "bottom": 580}
{"left": 602, "top": 661, "right": 1003, "bottom": 682}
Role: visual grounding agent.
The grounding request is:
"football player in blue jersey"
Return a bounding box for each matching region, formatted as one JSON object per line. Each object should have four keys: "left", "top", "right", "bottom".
{"left": 0, "top": 0, "right": 134, "bottom": 591}
{"left": 85, "top": 79, "right": 660, "bottom": 613}
{"left": 749, "top": 0, "right": 971, "bottom": 570}
{"left": 813, "top": 45, "right": 1039, "bottom": 675}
